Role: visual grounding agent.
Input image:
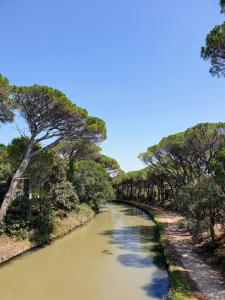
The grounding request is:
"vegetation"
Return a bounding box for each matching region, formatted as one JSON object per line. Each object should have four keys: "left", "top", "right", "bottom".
{"left": 201, "top": 1, "right": 225, "bottom": 76}
{"left": 48, "top": 181, "right": 79, "bottom": 215}
{"left": 73, "top": 160, "right": 115, "bottom": 212}
{"left": 113, "top": 122, "right": 225, "bottom": 247}
{"left": 0, "top": 75, "right": 14, "bottom": 125}
{"left": 0, "top": 74, "right": 118, "bottom": 242}
{"left": 0, "top": 84, "right": 107, "bottom": 219}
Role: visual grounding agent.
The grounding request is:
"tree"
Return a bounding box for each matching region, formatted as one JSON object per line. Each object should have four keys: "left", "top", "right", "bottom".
{"left": 73, "top": 160, "right": 115, "bottom": 211}
{"left": 201, "top": 22, "right": 225, "bottom": 77}
{"left": 57, "top": 140, "right": 101, "bottom": 182}
{"left": 112, "top": 168, "right": 152, "bottom": 201}
{"left": 180, "top": 177, "right": 225, "bottom": 245}
{"left": 0, "top": 85, "right": 106, "bottom": 219}
{"left": 139, "top": 123, "right": 225, "bottom": 206}
{"left": 201, "top": 1, "right": 225, "bottom": 76}
{"left": 28, "top": 149, "right": 67, "bottom": 193}
{"left": 7, "top": 137, "right": 40, "bottom": 172}
{"left": 0, "top": 74, "right": 14, "bottom": 125}
{"left": 94, "top": 154, "right": 120, "bottom": 176}
{"left": 211, "top": 147, "right": 225, "bottom": 191}
{"left": 0, "top": 144, "right": 11, "bottom": 206}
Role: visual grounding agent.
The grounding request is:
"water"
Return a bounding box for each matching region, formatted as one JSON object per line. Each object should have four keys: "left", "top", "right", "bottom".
{"left": 0, "top": 203, "right": 169, "bottom": 300}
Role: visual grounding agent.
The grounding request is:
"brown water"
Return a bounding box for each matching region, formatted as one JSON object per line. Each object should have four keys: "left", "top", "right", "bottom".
{"left": 0, "top": 203, "right": 168, "bottom": 300}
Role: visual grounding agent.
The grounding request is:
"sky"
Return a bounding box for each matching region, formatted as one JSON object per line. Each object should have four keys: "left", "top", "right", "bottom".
{"left": 0, "top": 0, "right": 224, "bottom": 172}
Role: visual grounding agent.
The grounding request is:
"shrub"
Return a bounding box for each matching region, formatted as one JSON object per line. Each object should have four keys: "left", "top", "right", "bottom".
{"left": 30, "top": 198, "right": 54, "bottom": 242}
{"left": 78, "top": 203, "right": 94, "bottom": 219}
{"left": 6, "top": 223, "right": 28, "bottom": 240}
{"left": 48, "top": 181, "right": 79, "bottom": 214}
{"left": 4, "top": 195, "right": 31, "bottom": 239}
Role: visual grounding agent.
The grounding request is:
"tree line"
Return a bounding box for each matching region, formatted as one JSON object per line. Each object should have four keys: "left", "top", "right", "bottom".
{"left": 113, "top": 123, "right": 225, "bottom": 246}
{"left": 0, "top": 74, "right": 120, "bottom": 241}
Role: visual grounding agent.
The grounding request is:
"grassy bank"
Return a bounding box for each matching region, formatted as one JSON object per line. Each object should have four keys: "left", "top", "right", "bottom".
{"left": 0, "top": 203, "right": 94, "bottom": 265}
{"left": 116, "top": 200, "right": 201, "bottom": 300}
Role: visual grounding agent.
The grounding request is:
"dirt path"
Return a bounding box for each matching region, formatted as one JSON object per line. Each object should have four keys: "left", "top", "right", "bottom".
{"left": 149, "top": 205, "right": 225, "bottom": 300}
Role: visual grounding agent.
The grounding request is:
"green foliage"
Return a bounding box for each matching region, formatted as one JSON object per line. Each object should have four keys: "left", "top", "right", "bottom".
{"left": 4, "top": 196, "right": 31, "bottom": 239}
{"left": 201, "top": 22, "right": 225, "bottom": 77}
{"left": 6, "top": 224, "right": 28, "bottom": 240}
{"left": 95, "top": 154, "right": 120, "bottom": 176}
{"left": 201, "top": 0, "right": 225, "bottom": 77}
{"left": 180, "top": 177, "right": 225, "bottom": 244}
{"left": 57, "top": 140, "right": 102, "bottom": 182}
{"left": 7, "top": 137, "right": 40, "bottom": 171}
{"left": 212, "top": 147, "right": 225, "bottom": 188}
{"left": 113, "top": 167, "right": 152, "bottom": 201}
{"left": 30, "top": 197, "right": 54, "bottom": 241}
{"left": 114, "top": 122, "right": 225, "bottom": 246}
{"left": 74, "top": 160, "right": 115, "bottom": 211}
{"left": 0, "top": 144, "right": 11, "bottom": 179}
{"left": 78, "top": 203, "right": 95, "bottom": 219}
{"left": 86, "top": 116, "right": 107, "bottom": 142}
{"left": 28, "top": 149, "right": 67, "bottom": 191}
{"left": 48, "top": 181, "right": 79, "bottom": 214}
{"left": 0, "top": 77, "right": 114, "bottom": 241}
{"left": 0, "top": 74, "right": 14, "bottom": 125}
{"left": 0, "top": 83, "right": 108, "bottom": 218}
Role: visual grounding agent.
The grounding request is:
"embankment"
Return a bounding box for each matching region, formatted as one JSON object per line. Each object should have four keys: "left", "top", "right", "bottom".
{"left": 0, "top": 204, "right": 94, "bottom": 265}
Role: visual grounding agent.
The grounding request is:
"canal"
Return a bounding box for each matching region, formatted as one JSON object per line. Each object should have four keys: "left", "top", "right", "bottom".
{"left": 0, "top": 203, "right": 168, "bottom": 300}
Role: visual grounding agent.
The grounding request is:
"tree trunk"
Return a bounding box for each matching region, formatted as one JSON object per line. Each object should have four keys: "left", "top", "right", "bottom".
{"left": 0, "top": 143, "right": 33, "bottom": 220}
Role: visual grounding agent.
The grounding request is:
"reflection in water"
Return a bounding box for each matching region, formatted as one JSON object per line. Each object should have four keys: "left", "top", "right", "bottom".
{"left": 100, "top": 226, "right": 157, "bottom": 253}
{"left": 0, "top": 203, "right": 168, "bottom": 300}
{"left": 118, "top": 253, "right": 154, "bottom": 268}
{"left": 143, "top": 275, "right": 169, "bottom": 299}
{"left": 100, "top": 205, "right": 169, "bottom": 299}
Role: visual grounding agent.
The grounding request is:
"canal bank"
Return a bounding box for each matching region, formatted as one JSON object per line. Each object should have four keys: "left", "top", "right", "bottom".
{"left": 0, "top": 204, "right": 94, "bottom": 265}
{"left": 0, "top": 203, "right": 168, "bottom": 300}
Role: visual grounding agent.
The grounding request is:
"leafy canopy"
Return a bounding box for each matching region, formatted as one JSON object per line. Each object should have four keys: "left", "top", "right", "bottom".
{"left": 201, "top": 22, "right": 225, "bottom": 77}
{"left": 0, "top": 74, "right": 14, "bottom": 125}
{"left": 11, "top": 84, "right": 107, "bottom": 156}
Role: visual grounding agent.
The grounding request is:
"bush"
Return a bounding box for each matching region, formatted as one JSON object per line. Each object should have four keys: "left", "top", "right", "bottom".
{"left": 4, "top": 195, "right": 31, "bottom": 239}
{"left": 30, "top": 198, "right": 54, "bottom": 242}
{"left": 78, "top": 203, "right": 94, "bottom": 219}
{"left": 48, "top": 181, "right": 79, "bottom": 214}
{"left": 6, "top": 223, "right": 28, "bottom": 240}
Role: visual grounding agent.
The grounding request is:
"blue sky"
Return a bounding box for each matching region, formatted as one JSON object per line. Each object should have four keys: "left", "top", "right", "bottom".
{"left": 0, "top": 0, "right": 224, "bottom": 171}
